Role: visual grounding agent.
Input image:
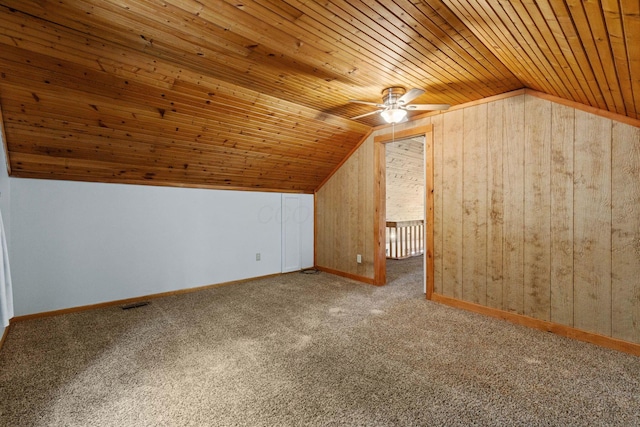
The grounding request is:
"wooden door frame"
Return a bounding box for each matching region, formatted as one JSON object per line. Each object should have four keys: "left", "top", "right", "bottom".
{"left": 373, "top": 124, "right": 434, "bottom": 299}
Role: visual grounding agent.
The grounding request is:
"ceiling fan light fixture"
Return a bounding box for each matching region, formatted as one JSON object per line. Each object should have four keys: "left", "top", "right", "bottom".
{"left": 380, "top": 108, "right": 407, "bottom": 124}
{"left": 349, "top": 87, "right": 448, "bottom": 122}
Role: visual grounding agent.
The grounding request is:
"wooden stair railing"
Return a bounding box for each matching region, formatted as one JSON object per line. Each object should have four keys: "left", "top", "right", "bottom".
{"left": 385, "top": 220, "right": 424, "bottom": 259}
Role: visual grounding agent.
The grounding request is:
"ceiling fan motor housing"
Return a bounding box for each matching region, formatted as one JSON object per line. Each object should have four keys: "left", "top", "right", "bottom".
{"left": 347, "top": 87, "right": 448, "bottom": 121}
{"left": 381, "top": 87, "right": 406, "bottom": 106}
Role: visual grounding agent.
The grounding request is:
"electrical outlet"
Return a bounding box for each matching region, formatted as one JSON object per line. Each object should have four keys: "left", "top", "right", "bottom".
{"left": 356, "top": 254, "right": 362, "bottom": 264}
{"left": 256, "top": 253, "right": 261, "bottom": 261}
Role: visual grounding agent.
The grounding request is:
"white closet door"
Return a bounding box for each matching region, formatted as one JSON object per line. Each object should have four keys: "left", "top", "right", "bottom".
{"left": 281, "top": 194, "right": 301, "bottom": 273}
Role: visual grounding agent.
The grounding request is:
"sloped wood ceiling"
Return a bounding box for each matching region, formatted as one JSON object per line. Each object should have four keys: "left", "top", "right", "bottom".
{"left": 0, "top": 1, "right": 636, "bottom": 192}
{"left": 444, "top": 0, "right": 638, "bottom": 119}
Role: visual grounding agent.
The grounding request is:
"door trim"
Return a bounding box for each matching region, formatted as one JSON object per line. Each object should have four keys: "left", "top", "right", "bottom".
{"left": 373, "top": 125, "right": 434, "bottom": 299}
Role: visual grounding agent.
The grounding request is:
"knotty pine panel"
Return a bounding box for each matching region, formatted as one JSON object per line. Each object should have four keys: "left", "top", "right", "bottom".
{"left": 0, "top": 51, "right": 368, "bottom": 192}
{"left": 443, "top": 0, "right": 638, "bottom": 119}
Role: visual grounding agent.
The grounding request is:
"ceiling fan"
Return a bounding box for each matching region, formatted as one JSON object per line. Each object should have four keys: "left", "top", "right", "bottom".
{"left": 349, "top": 87, "right": 450, "bottom": 123}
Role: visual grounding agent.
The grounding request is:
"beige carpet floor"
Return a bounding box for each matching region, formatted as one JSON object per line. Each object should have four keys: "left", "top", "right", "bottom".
{"left": 1, "top": 256, "right": 639, "bottom": 426}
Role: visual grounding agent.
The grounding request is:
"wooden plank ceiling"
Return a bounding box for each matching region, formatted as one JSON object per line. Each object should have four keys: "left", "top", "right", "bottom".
{"left": 0, "top": 1, "right": 636, "bottom": 192}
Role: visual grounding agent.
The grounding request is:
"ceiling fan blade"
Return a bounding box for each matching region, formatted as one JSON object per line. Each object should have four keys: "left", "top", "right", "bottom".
{"left": 405, "top": 103, "right": 451, "bottom": 111}
{"left": 351, "top": 110, "right": 382, "bottom": 120}
{"left": 348, "top": 99, "right": 385, "bottom": 107}
{"left": 397, "top": 88, "right": 425, "bottom": 105}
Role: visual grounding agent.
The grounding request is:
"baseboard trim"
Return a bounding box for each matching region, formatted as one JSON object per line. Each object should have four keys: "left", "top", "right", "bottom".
{"left": 315, "top": 266, "right": 376, "bottom": 285}
{"left": 12, "top": 273, "right": 283, "bottom": 322}
{"left": 431, "top": 293, "right": 640, "bottom": 357}
{"left": 0, "top": 324, "right": 10, "bottom": 352}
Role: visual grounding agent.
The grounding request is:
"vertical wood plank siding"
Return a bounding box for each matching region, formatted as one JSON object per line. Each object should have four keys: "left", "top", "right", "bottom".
{"left": 439, "top": 95, "right": 637, "bottom": 342}
{"left": 432, "top": 114, "right": 445, "bottom": 295}
{"left": 315, "top": 92, "right": 640, "bottom": 344}
{"left": 573, "top": 111, "right": 612, "bottom": 336}
{"left": 550, "top": 103, "right": 575, "bottom": 325}
{"left": 315, "top": 135, "right": 375, "bottom": 280}
{"left": 486, "top": 100, "right": 504, "bottom": 309}
{"left": 523, "top": 96, "right": 552, "bottom": 320}
{"left": 462, "top": 104, "right": 488, "bottom": 305}
{"left": 611, "top": 122, "right": 640, "bottom": 343}
{"left": 502, "top": 96, "right": 526, "bottom": 314}
{"left": 442, "top": 109, "right": 465, "bottom": 299}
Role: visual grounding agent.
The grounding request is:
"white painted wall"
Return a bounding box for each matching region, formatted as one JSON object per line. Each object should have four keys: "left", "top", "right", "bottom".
{"left": 282, "top": 194, "right": 302, "bottom": 273}
{"left": 299, "top": 194, "right": 314, "bottom": 269}
{"left": 10, "top": 179, "right": 314, "bottom": 316}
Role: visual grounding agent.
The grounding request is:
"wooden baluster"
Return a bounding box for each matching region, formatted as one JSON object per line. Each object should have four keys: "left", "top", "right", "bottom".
{"left": 403, "top": 226, "right": 408, "bottom": 258}
{"left": 393, "top": 226, "right": 397, "bottom": 258}
{"left": 385, "top": 226, "right": 389, "bottom": 259}
{"left": 410, "top": 225, "right": 413, "bottom": 256}
{"left": 411, "top": 225, "right": 415, "bottom": 256}
{"left": 404, "top": 225, "right": 408, "bottom": 257}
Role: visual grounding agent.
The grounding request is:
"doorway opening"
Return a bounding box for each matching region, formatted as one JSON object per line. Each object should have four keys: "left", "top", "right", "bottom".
{"left": 373, "top": 125, "right": 434, "bottom": 299}
{"left": 385, "top": 135, "right": 425, "bottom": 292}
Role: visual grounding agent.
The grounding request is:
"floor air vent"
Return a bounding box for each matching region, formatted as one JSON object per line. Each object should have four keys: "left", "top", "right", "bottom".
{"left": 121, "top": 301, "right": 150, "bottom": 310}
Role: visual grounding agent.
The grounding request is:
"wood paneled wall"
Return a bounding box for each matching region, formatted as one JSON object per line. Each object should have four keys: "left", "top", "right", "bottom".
{"left": 386, "top": 138, "right": 424, "bottom": 222}
{"left": 315, "top": 136, "right": 374, "bottom": 281}
{"left": 432, "top": 93, "right": 640, "bottom": 344}
{"left": 316, "top": 91, "right": 640, "bottom": 345}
